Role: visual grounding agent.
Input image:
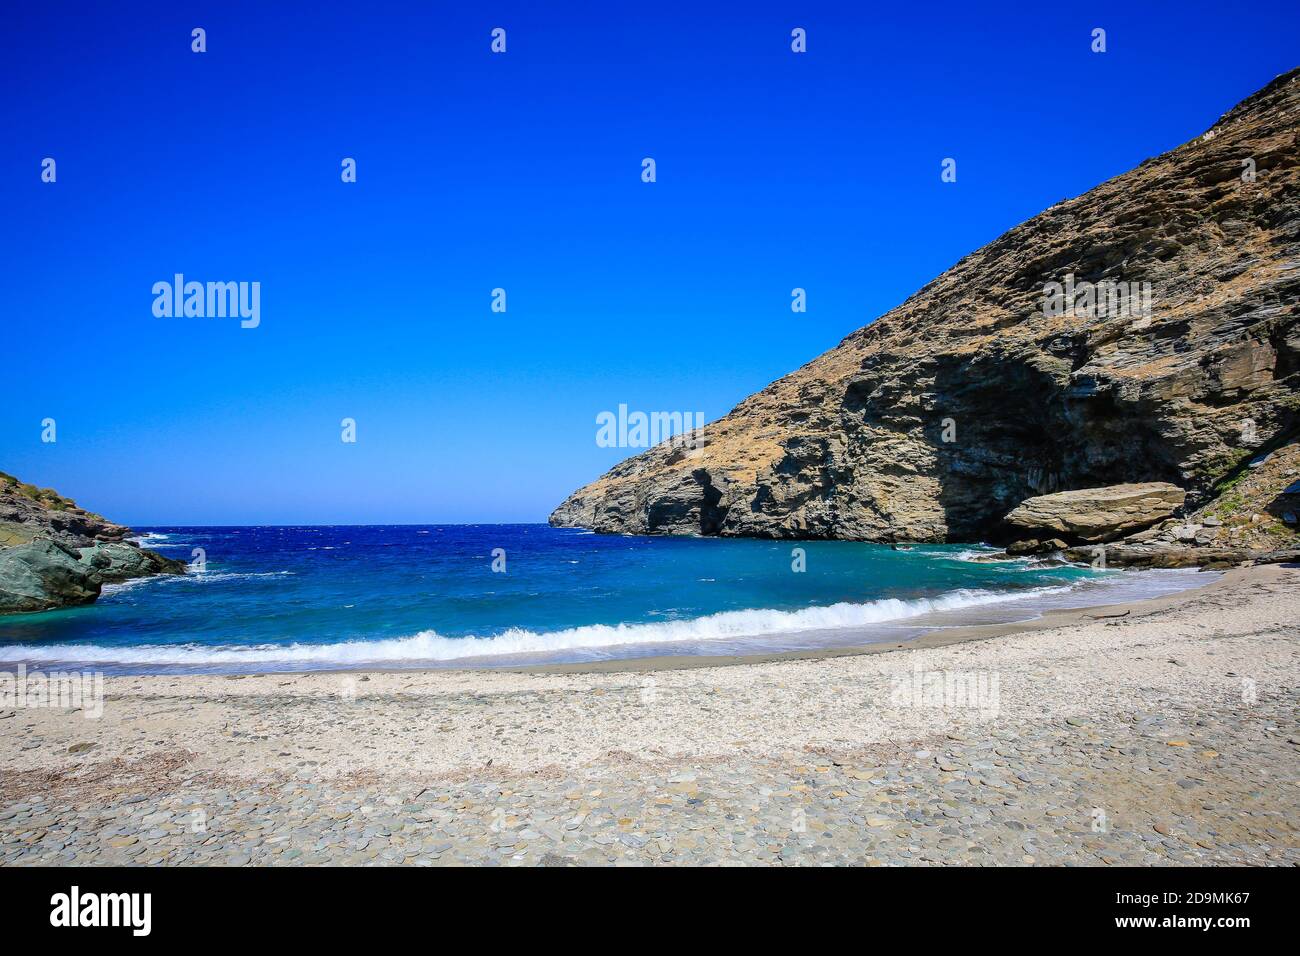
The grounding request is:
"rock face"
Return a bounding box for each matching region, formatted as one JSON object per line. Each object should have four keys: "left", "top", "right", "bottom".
{"left": 1062, "top": 440, "right": 1300, "bottom": 566}
{"left": 0, "top": 472, "right": 185, "bottom": 614}
{"left": 551, "top": 69, "right": 1300, "bottom": 543}
{"left": 1003, "top": 482, "right": 1185, "bottom": 543}
{"left": 0, "top": 471, "right": 130, "bottom": 548}
{"left": 77, "top": 541, "right": 187, "bottom": 582}
{"left": 0, "top": 540, "right": 102, "bottom": 613}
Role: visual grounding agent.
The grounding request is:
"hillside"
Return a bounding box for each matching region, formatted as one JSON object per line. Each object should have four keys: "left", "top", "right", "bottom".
{"left": 551, "top": 69, "right": 1300, "bottom": 547}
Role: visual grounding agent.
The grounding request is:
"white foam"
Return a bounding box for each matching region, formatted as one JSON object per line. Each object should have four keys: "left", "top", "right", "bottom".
{"left": 128, "top": 533, "right": 170, "bottom": 546}
{"left": 0, "top": 585, "right": 1068, "bottom": 667}
{"left": 4, "top": 568, "right": 1218, "bottom": 672}
{"left": 129, "top": 533, "right": 195, "bottom": 551}
{"left": 96, "top": 570, "right": 293, "bottom": 600}
{"left": 100, "top": 577, "right": 162, "bottom": 596}
{"left": 908, "top": 546, "right": 1026, "bottom": 564}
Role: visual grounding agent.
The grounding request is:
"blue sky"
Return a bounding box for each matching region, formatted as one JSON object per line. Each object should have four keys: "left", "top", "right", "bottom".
{"left": 2, "top": 1, "right": 1296, "bottom": 525}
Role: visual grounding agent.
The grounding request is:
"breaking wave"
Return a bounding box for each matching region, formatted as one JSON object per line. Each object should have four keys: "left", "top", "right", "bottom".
{"left": 0, "top": 585, "right": 1069, "bottom": 667}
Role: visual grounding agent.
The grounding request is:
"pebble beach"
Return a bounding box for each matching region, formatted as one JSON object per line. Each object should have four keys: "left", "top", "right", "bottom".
{"left": 2, "top": 565, "right": 1297, "bottom": 866}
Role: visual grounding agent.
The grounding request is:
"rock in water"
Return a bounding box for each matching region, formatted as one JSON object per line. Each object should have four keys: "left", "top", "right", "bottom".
{"left": 0, "top": 539, "right": 102, "bottom": 613}
{"left": 77, "top": 541, "right": 188, "bottom": 582}
{"left": 550, "top": 69, "right": 1300, "bottom": 541}
{"left": 1002, "top": 483, "right": 1186, "bottom": 543}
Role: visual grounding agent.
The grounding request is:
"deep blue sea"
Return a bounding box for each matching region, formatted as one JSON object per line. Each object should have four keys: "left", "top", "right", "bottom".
{"left": 0, "top": 525, "right": 1212, "bottom": 672}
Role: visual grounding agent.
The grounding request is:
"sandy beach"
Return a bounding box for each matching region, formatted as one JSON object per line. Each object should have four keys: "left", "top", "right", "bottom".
{"left": 2, "top": 564, "right": 1297, "bottom": 866}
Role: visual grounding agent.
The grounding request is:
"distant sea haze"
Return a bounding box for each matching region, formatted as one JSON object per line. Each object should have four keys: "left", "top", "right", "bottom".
{"left": 0, "top": 526, "right": 1211, "bottom": 673}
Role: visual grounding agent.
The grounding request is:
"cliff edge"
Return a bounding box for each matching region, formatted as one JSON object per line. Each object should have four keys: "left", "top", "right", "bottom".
{"left": 551, "top": 69, "right": 1300, "bottom": 548}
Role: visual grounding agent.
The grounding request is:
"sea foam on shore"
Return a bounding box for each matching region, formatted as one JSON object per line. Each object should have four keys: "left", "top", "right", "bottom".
{"left": 0, "top": 568, "right": 1213, "bottom": 672}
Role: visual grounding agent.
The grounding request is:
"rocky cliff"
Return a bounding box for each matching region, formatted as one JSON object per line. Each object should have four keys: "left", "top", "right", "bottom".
{"left": 0, "top": 472, "right": 185, "bottom": 613}
{"left": 551, "top": 69, "right": 1300, "bottom": 546}
{"left": 0, "top": 472, "right": 130, "bottom": 549}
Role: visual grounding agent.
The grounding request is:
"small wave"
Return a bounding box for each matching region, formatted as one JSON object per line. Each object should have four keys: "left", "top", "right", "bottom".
{"left": 950, "top": 548, "right": 1013, "bottom": 562}
{"left": 0, "top": 585, "right": 1069, "bottom": 667}
{"left": 100, "top": 577, "right": 164, "bottom": 596}
{"left": 960, "top": 552, "right": 1038, "bottom": 568}
{"left": 128, "top": 533, "right": 175, "bottom": 547}
{"left": 137, "top": 539, "right": 195, "bottom": 551}
{"left": 906, "top": 546, "right": 1022, "bottom": 564}
{"left": 186, "top": 571, "right": 294, "bottom": 583}
{"left": 99, "top": 569, "right": 293, "bottom": 596}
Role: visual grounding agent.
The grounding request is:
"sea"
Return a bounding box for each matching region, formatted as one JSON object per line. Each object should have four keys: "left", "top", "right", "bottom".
{"left": 0, "top": 525, "right": 1215, "bottom": 673}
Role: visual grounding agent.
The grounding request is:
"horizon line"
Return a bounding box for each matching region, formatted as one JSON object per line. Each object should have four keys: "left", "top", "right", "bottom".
{"left": 130, "top": 521, "right": 563, "bottom": 529}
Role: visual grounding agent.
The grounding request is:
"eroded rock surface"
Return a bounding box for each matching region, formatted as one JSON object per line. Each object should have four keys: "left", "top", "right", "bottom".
{"left": 0, "top": 539, "right": 102, "bottom": 613}
{"left": 0, "top": 472, "right": 129, "bottom": 549}
{"left": 552, "top": 69, "right": 1300, "bottom": 543}
{"left": 77, "top": 541, "right": 187, "bottom": 582}
{"left": 1004, "top": 482, "right": 1185, "bottom": 543}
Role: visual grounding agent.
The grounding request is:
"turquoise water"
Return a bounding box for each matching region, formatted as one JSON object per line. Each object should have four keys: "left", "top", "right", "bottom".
{"left": 0, "top": 525, "right": 1209, "bottom": 672}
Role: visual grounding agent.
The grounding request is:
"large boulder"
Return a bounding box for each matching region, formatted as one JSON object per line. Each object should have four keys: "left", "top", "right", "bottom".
{"left": 1002, "top": 482, "right": 1185, "bottom": 544}
{"left": 77, "top": 541, "right": 187, "bottom": 582}
{"left": 0, "top": 539, "right": 102, "bottom": 613}
{"left": 77, "top": 541, "right": 187, "bottom": 581}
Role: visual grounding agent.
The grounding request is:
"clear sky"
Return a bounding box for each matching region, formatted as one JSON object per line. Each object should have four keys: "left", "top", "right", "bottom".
{"left": 2, "top": 1, "right": 1296, "bottom": 525}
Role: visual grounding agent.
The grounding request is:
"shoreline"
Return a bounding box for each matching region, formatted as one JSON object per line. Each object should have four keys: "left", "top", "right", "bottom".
{"left": 0, "top": 561, "right": 1232, "bottom": 676}
{"left": 511, "top": 565, "right": 1249, "bottom": 675}
{"left": 2, "top": 562, "right": 1296, "bottom": 865}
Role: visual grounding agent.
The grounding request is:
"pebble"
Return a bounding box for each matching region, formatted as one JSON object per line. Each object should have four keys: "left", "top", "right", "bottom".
{"left": 2, "top": 692, "right": 1293, "bottom": 867}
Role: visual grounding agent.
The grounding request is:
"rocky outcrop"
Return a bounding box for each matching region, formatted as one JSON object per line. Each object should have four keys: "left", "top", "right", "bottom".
{"left": 1060, "top": 438, "right": 1300, "bottom": 566}
{"left": 0, "top": 539, "right": 102, "bottom": 613}
{"left": 0, "top": 472, "right": 185, "bottom": 614}
{"left": 1192, "top": 437, "right": 1300, "bottom": 549}
{"left": 551, "top": 69, "right": 1300, "bottom": 546}
{"left": 77, "top": 541, "right": 187, "bottom": 582}
{"left": 0, "top": 471, "right": 129, "bottom": 548}
{"left": 1003, "top": 482, "right": 1185, "bottom": 544}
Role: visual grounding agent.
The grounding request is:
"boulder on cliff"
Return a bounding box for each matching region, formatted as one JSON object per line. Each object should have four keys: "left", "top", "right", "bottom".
{"left": 1002, "top": 482, "right": 1186, "bottom": 544}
